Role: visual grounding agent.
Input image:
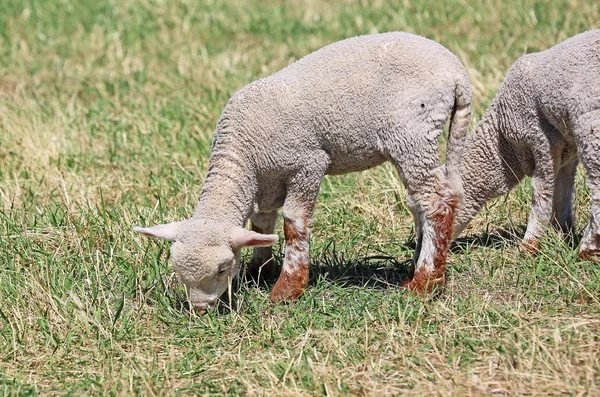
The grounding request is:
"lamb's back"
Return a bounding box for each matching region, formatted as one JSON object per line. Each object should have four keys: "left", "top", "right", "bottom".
{"left": 220, "top": 32, "right": 466, "bottom": 175}
{"left": 526, "top": 30, "right": 600, "bottom": 123}
{"left": 269, "top": 32, "right": 463, "bottom": 117}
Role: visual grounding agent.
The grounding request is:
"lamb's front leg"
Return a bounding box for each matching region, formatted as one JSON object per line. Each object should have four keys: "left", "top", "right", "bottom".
{"left": 270, "top": 214, "right": 311, "bottom": 303}
{"left": 521, "top": 150, "right": 556, "bottom": 255}
{"left": 270, "top": 153, "right": 329, "bottom": 303}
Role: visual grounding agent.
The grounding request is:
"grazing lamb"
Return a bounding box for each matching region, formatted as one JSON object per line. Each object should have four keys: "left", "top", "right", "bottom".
{"left": 134, "top": 32, "right": 472, "bottom": 312}
{"left": 449, "top": 30, "right": 600, "bottom": 259}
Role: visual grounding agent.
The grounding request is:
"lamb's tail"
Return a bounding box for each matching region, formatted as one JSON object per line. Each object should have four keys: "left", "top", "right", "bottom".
{"left": 445, "top": 70, "right": 472, "bottom": 185}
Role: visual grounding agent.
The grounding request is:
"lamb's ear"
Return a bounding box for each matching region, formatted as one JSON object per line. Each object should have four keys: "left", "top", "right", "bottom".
{"left": 133, "top": 221, "right": 183, "bottom": 242}
{"left": 231, "top": 227, "right": 278, "bottom": 248}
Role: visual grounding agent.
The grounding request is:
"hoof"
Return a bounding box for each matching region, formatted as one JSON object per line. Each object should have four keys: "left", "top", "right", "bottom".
{"left": 578, "top": 249, "right": 600, "bottom": 261}
{"left": 401, "top": 274, "right": 445, "bottom": 295}
{"left": 270, "top": 270, "right": 308, "bottom": 303}
{"left": 520, "top": 238, "right": 540, "bottom": 256}
{"left": 270, "top": 284, "right": 304, "bottom": 303}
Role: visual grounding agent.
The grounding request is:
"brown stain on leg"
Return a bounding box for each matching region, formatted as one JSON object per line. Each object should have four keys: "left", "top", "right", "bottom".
{"left": 520, "top": 238, "right": 540, "bottom": 256}
{"left": 270, "top": 217, "right": 310, "bottom": 303}
{"left": 270, "top": 261, "right": 309, "bottom": 303}
{"left": 402, "top": 182, "right": 457, "bottom": 295}
{"left": 578, "top": 249, "right": 600, "bottom": 261}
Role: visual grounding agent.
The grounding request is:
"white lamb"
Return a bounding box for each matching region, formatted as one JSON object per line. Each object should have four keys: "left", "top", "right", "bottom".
{"left": 450, "top": 30, "right": 600, "bottom": 259}
{"left": 134, "top": 32, "right": 472, "bottom": 312}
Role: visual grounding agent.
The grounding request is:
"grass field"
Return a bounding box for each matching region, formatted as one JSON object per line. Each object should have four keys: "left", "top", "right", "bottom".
{"left": 1, "top": 0, "right": 599, "bottom": 395}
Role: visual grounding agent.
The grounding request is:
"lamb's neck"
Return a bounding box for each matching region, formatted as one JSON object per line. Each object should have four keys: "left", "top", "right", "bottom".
{"left": 193, "top": 144, "right": 257, "bottom": 227}
{"left": 453, "top": 108, "right": 520, "bottom": 238}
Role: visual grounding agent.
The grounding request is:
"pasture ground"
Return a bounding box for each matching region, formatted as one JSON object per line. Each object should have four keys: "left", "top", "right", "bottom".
{"left": 1, "top": 0, "right": 599, "bottom": 395}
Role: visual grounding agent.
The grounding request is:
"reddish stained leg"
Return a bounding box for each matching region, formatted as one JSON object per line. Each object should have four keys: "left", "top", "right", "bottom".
{"left": 520, "top": 237, "right": 541, "bottom": 256}
{"left": 270, "top": 216, "right": 310, "bottom": 303}
{"left": 402, "top": 178, "right": 457, "bottom": 294}
{"left": 388, "top": 132, "right": 456, "bottom": 295}
{"left": 270, "top": 151, "right": 329, "bottom": 303}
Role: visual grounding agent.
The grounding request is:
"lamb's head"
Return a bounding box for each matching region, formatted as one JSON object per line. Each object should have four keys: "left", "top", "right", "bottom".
{"left": 134, "top": 219, "right": 278, "bottom": 313}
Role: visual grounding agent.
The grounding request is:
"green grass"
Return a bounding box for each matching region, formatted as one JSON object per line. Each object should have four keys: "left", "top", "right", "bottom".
{"left": 1, "top": 0, "right": 599, "bottom": 394}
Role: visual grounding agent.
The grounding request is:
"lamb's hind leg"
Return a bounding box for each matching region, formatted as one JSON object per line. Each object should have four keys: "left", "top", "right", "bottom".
{"left": 403, "top": 169, "right": 457, "bottom": 293}
{"left": 391, "top": 135, "right": 457, "bottom": 294}
{"left": 248, "top": 210, "right": 279, "bottom": 281}
{"left": 270, "top": 152, "right": 330, "bottom": 303}
{"left": 577, "top": 113, "right": 600, "bottom": 260}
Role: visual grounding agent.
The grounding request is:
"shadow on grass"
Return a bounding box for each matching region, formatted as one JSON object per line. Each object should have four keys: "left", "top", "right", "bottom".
{"left": 304, "top": 226, "right": 532, "bottom": 289}
{"left": 210, "top": 225, "right": 582, "bottom": 314}
{"left": 450, "top": 225, "right": 526, "bottom": 253}
{"left": 240, "top": 225, "right": 530, "bottom": 292}
{"left": 450, "top": 224, "right": 581, "bottom": 254}
{"left": 310, "top": 250, "right": 412, "bottom": 288}
{"left": 241, "top": 241, "right": 414, "bottom": 291}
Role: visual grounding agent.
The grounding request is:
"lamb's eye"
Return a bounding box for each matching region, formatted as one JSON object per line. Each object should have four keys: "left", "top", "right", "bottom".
{"left": 217, "top": 267, "right": 228, "bottom": 275}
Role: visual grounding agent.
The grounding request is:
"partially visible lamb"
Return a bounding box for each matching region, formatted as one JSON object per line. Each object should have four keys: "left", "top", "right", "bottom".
{"left": 134, "top": 32, "right": 472, "bottom": 312}
{"left": 449, "top": 30, "right": 600, "bottom": 258}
